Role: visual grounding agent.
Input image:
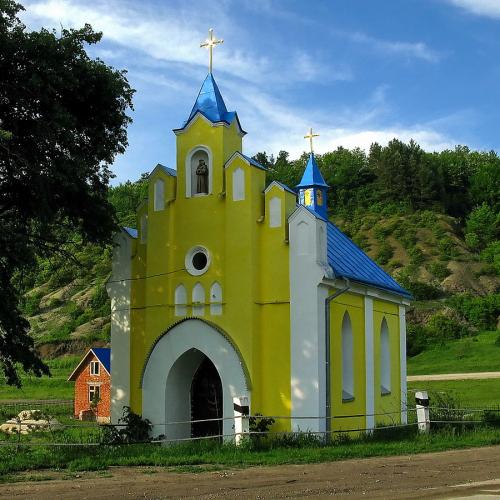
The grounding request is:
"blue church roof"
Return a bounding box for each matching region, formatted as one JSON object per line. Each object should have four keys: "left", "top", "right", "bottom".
{"left": 176, "top": 73, "right": 245, "bottom": 133}
{"left": 297, "top": 153, "right": 329, "bottom": 188}
{"left": 92, "top": 348, "right": 111, "bottom": 373}
{"left": 123, "top": 227, "right": 138, "bottom": 239}
{"left": 156, "top": 164, "right": 177, "bottom": 177}
{"left": 326, "top": 222, "right": 411, "bottom": 298}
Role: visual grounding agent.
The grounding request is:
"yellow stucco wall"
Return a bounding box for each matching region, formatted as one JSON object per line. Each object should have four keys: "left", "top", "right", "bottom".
{"left": 127, "top": 116, "right": 294, "bottom": 429}
{"left": 373, "top": 299, "right": 401, "bottom": 425}
{"left": 329, "top": 292, "right": 366, "bottom": 433}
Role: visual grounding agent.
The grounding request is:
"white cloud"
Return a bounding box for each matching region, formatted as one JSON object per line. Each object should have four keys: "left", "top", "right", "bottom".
{"left": 448, "top": 0, "right": 500, "bottom": 19}
{"left": 231, "top": 85, "right": 458, "bottom": 159}
{"left": 21, "top": 0, "right": 340, "bottom": 84}
{"left": 349, "top": 32, "right": 442, "bottom": 63}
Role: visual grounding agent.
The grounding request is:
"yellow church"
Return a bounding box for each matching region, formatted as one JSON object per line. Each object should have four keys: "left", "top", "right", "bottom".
{"left": 107, "top": 31, "right": 411, "bottom": 441}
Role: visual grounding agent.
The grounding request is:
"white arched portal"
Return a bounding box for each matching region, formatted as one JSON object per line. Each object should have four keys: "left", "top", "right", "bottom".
{"left": 142, "top": 319, "right": 250, "bottom": 440}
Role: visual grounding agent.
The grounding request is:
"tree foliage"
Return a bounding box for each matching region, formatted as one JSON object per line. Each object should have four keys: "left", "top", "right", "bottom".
{"left": 0, "top": 1, "right": 133, "bottom": 385}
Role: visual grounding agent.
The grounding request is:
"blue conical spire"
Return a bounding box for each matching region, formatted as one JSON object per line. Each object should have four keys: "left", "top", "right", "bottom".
{"left": 297, "top": 153, "right": 328, "bottom": 188}
{"left": 188, "top": 73, "right": 229, "bottom": 123}
{"left": 173, "top": 73, "right": 244, "bottom": 133}
{"left": 297, "top": 153, "right": 329, "bottom": 219}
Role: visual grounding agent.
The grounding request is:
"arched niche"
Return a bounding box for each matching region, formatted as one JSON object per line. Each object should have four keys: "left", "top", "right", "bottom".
{"left": 185, "top": 146, "right": 212, "bottom": 197}
{"left": 154, "top": 179, "right": 165, "bottom": 211}
{"left": 380, "top": 318, "right": 391, "bottom": 394}
{"left": 342, "top": 311, "right": 354, "bottom": 401}
{"left": 192, "top": 282, "right": 205, "bottom": 316}
{"left": 210, "top": 282, "right": 222, "bottom": 316}
{"left": 174, "top": 284, "right": 187, "bottom": 317}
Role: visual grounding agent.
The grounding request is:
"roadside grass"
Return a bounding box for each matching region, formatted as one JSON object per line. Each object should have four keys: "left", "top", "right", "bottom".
{"left": 407, "top": 331, "right": 500, "bottom": 376}
{"left": 0, "top": 356, "right": 78, "bottom": 401}
{"left": 1, "top": 426, "right": 500, "bottom": 476}
{"left": 408, "top": 379, "right": 500, "bottom": 408}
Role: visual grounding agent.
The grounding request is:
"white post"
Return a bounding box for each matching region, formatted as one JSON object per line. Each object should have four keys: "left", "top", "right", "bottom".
{"left": 233, "top": 396, "right": 249, "bottom": 445}
{"left": 415, "top": 391, "right": 430, "bottom": 433}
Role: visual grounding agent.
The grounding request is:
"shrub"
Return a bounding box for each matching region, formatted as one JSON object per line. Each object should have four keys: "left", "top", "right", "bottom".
{"left": 448, "top": 293, "right": 500, "bottom": 331}
{"left": 480, "top": 241, "right": 500, "bottom": 275}
{"left": 22, "top": 292, "right": 44, "bottom": 316}
{"left": 465, "top": 203, "right": 499, "bottom": 252}
{"left": 101, "top": 406, "right": 152, "bottom": 444}
{"left": 438, "top": 237, "right": 458, "bottom": 260}
{"left": 426, "top": 313, "right": 472, "bottom": 341}
{"left": 375, "top": 242, "right": 394, "bottom": 265}
{"left": 407, "top": 323, "right": 431, "bottom": 356}
{"left": 398, "top": 273, "right": 442, "bottom": 300}
{"left": 427, "top": 261, "right": 451, "bottom": 280}
{"left": 408, "top": 246, "right": 425, "bottom": 266}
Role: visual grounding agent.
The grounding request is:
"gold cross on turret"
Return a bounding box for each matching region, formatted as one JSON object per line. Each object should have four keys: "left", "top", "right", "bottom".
{"left": 200, "top": 28, "right": 224, "bottom": 73}
{"left": 304, "top": 127, "right": 320, "bottom": 153}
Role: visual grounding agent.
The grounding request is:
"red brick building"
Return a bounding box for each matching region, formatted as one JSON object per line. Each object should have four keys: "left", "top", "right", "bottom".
{"left": 68, "top": 348, "right": 111, "bottom": 422}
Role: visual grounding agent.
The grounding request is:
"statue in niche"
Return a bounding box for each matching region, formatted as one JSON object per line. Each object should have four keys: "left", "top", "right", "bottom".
{"left": 196, "top": 159, "right": 209, "bottom": 194}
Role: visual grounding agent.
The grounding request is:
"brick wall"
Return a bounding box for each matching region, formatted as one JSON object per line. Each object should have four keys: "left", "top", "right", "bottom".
{"left": 73, "top": 353, "right": 111, "bottom": 420}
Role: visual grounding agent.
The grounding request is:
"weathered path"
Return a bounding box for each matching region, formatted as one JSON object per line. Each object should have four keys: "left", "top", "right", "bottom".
{"left": 2, "top": 445, "right": 500, "bottom": 498}
{"left": 408, "top": 371, "right": 500, "bottom": 382}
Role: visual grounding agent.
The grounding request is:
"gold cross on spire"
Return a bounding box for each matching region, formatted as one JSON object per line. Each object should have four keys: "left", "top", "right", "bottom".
{"left": 304, "top": 127, "right": 320, "bottom": 153}
{"left": 200, "top": 28, "right": 224, "bottom": 73}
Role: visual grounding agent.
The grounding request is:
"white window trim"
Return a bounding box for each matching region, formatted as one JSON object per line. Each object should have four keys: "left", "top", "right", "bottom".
{"left": 185, "top": 246, "right": 211, "bottom": 276}
{"left": 342, "top": 312, "right": 354, "bottom": 402}
{"left": 88, "top": 384, "right": 100, "bottom": 403}
{"left": 90, "top": 360, "right": 100, "bottom": 376}
{"left": 381, "top": 318, "right": 391, "bottom": 395}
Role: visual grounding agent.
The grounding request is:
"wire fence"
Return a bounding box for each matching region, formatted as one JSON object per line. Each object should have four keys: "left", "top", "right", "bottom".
{"left": 0, "top": 400, "right": 499, "bottom": 448}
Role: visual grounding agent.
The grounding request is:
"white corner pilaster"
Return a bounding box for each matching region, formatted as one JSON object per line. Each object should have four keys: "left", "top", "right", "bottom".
{"left": 399, "top": 305, "right": 407, "bottom": 424}
{"left": 107, "top": 231, "right": 133, "bottom": 424}
{"left": 289, "top": 206, "right": 329, "bottom": 433}
{"left": 364, "top": 297, "right": 375, "bottom": 431}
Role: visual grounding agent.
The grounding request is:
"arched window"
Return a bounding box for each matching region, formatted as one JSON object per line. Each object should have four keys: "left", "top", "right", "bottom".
{"left": 187, "top": 148, "right": 211, "bottom": 197}
{"left": 192, "top": 283, "right": 205, "bottom": 316}
{"left": 232, "top": 168, "right": 245, "bottom": 201}
{"left": 381, "top": 318, "right": 391, "bottom": 394}
{"left": 154, "top": 179, "right": 165, "bottom": 211}
{"left": 342, "top": 312, "right": 354, "bottom": 401}
{"left": 209, "top": 282, "right": 222, "bottom": 316}
{"left": 140, "top": 214, "right": 148, "bottom": 244}
{"left": 174, "top": 284, "right": 187, "bottom": 317}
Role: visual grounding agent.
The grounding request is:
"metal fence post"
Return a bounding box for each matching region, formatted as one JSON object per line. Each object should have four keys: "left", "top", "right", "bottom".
{"left": 233, "top": 396, "right": 249, "bottom": 445}
{"left": 415, "top": 391, "right": 430, "bottom": 433}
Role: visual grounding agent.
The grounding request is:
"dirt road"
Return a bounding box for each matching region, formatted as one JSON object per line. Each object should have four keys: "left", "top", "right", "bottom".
{"left": 2, "top": 445, "right": 500, "bottom": 499}
{"left": 408, "top": 371, "right": 500, "bottom": 381}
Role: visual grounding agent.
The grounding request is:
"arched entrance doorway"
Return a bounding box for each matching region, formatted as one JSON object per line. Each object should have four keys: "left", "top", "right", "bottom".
{"left": 191, "top": 357, "right": 222, "bottom": 438}
{"left": 141, "top": 319, "right": 251, "bottom": 441}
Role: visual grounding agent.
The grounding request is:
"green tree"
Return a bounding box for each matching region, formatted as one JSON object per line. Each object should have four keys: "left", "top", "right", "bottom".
{"left": 464, "top": 203, "right": 499, "bottom": 251}
{"left": 0, "top": 1, "right": 133, "bottom": 385}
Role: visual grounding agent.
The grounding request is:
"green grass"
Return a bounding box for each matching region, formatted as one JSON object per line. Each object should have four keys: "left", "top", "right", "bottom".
{"left": 0, "top": 356, "right": 78, "bottom": 401}
{"left": 407, "top": 330, "right": 500, "bottom": 376}
{"left": 408, "top": 379, "right": 500, "bottom": 408}
{"left": 1, "top": 427, "right": 500, "bottom": 476}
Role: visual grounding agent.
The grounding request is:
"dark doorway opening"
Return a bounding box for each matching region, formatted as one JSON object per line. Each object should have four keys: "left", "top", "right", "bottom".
{"left": 190, "top": 357, "right": 223, "bottom": 439}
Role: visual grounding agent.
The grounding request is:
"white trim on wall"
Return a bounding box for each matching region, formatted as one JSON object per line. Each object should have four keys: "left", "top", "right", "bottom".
{"left": 399, "top": 305, "right": 407, "bottom": 424}
{"left": 364, "top": 297, "right": 375, "bottom": 431}
{"left": 107, "top": 231, "right": 133, "bottom": 424}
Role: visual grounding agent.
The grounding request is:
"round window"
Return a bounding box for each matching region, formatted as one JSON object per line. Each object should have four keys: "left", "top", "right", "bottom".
{"left": 185, "top": 246, "right": 210, "bottom": 276}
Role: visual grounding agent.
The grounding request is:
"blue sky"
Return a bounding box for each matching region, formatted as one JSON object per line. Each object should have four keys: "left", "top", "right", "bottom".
{"left": 21, "top": 0, "right": 500, "bottom": 184}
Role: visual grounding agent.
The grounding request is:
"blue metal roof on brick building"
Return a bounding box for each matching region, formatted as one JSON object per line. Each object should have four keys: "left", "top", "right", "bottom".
{"left": 297, "top": 153, "right": 329, "bottom": 188}
{"left": 326, "top": 221, "right": 411, "bottom": 298}
{"left": 92, "top": 348, "right": 111, "bottom": 374}
{"left": 176, "top": 73, "right": 245, "bottom": 133}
